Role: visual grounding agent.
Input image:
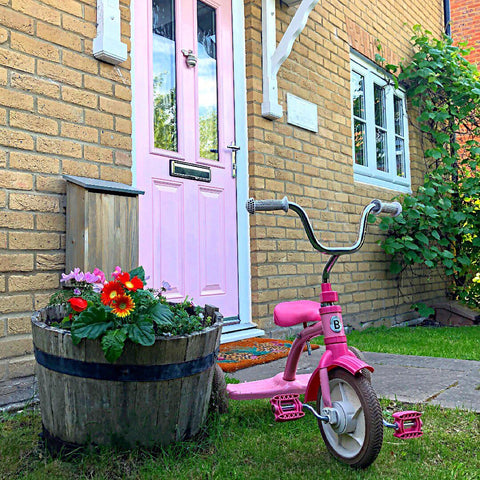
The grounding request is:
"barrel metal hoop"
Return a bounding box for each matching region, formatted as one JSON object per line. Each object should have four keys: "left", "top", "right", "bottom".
{"left": 34, "top": 346, "right": 216, "bottom": 382}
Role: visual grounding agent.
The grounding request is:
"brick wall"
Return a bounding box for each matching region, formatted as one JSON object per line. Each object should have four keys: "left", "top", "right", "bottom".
{"left": 244, "top": 0, "right": 447, "bottom": 333}
{"left": 0, "top": 0, "right": 132, "bottom": 407}
{"left": 451, "top": 0, "right": 480, "bottom": 65}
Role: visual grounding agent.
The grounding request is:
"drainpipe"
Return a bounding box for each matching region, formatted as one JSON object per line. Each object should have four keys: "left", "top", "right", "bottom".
{"left": 444, "top": 0, "right": 451, "bottom": 36}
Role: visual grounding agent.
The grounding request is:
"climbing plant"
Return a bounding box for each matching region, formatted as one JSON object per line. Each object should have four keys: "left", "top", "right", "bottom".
{"left": 376, "top": 26, "right": 480, "bottom": 313}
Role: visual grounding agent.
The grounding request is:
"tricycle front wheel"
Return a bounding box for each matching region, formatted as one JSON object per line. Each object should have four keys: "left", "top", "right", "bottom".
{"left": 317, "top": 368, "right": 383, "bottom": 469}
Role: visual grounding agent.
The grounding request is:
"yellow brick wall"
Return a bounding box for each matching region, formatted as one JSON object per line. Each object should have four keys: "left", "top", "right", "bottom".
{"left": 245, "top": 0, "right": 446, "bottom": 331}
{"left": 0, "top": 0, "right": 131, "bottom": 388}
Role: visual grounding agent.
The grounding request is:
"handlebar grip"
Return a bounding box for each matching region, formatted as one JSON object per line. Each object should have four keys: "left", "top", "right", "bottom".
{"left": 246, "top": 197, "right": 289, "bottom": 214}
{"left": 371, "top": 199, "right": 402, "bottom": 217}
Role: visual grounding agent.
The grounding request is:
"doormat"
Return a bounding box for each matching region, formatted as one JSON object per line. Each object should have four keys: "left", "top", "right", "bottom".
{"left": 217, "top": 337, "right": 320, "bottom": 373}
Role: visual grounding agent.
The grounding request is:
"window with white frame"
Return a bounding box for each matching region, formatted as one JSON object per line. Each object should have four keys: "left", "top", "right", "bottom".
{"left": 350, "top": 52, "right": 411, "bottom": 192}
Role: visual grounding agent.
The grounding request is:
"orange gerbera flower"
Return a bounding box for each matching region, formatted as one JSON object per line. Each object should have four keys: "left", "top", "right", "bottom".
{"left": 111, "top": 294, "right": 135, "bottom": 317}
{"left": 117, "top": 272, "right": 144, "bottom": 291}
{"left": 101, "top": 281, "right": 125, "bottom": 306}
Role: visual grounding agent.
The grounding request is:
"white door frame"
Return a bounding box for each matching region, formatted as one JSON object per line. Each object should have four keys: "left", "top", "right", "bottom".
{"left": 130, "top": 0, "right": 264, "bottom": 343}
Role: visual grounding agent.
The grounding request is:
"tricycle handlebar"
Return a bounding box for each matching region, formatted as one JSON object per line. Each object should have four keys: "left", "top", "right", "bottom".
{"left": 245, "top": 197, "right": 401, "bottom": 258}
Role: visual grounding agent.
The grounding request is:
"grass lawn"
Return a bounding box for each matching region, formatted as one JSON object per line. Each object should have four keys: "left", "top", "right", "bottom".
{"left": 335, "top": 325, "right": 480, "bottom": 361}
{"left": 1, "top": 398, "right": 479, "bottom": 480}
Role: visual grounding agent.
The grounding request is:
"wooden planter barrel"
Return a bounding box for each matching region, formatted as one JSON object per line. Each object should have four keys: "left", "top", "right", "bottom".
{"left": 32, "top": 305, "right": 222, "bottom": 452}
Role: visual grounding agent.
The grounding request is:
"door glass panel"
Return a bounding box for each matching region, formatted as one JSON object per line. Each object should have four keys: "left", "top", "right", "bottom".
{"left": 152, "top": 0, "right": 177, "bottom": 151}
{"left": 197, "top": 1, "right": 218, "bottom": 161}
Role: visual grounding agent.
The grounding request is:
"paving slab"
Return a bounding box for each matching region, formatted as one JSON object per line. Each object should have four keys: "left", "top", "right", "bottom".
{"left": 227, "top": 348, "right": 480, "bottom": 413}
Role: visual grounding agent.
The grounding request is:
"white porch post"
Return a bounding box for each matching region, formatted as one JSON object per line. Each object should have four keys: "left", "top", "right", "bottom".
{"left": 221, "top": 0, "right": 265, "bottom": 343}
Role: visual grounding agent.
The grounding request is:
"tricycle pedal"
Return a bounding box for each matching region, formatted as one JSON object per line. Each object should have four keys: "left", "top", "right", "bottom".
{"left": 392, "top": 411, "right": 423, "bottom": 439}
{"left": 270, "top": 394, "right": 305, "bottom": 422}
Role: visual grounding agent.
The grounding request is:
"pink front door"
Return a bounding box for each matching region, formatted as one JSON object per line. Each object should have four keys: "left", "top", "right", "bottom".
{"left": 134, "top": 0, "right": 239, "bottom": 319}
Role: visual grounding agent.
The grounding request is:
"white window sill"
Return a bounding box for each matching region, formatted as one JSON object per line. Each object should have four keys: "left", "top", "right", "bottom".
{"left": 353, "top": 172, "right": 412, "bottom": 194}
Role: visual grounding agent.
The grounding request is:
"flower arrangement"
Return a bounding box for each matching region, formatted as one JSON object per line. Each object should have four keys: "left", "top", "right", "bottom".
{"left": 48, "top": 266, "right": 214, "bottom": 362}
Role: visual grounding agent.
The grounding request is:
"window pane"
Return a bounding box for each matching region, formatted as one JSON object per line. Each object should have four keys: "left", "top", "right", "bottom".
{"left": 374, "top": 84, "right": 386, "bottom": 127}
{"left": 152, "top": 0, "right": 177, "bottom": 151}
{"left": 198, "top": 1, "right": 219, "bottom": 161}
{"left": 354, "top": 120, "right": 366, "bottom": 166}
{"left": 352, "top": 72, "right": 365, "bottom": 119}
{"left": 396, "top": 137, "right": 405, "bottom": 177}
{"left": 394, "top": 95, "right": 404, "bottom": 136}
{"left": 376, "top": 128, "right": 387, "bottom": 172}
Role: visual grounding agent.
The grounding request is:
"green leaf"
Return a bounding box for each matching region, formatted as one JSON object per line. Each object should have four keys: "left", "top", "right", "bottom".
{"left": 457, "top": 256, "right": 471, "bottom": 266}
{"left": 443, "top": 259, "right": 454, "bottom": 269}
{"left": 128, "top": 266, "right": 146, "bottom": 283}
{"left": 412, "top": 302, "right": 435, "bottom": 318}
{"left": 415, "top": 232, "right": 429, "bottom": 245}
{"left": 404, "top": 241, "right": 420, "bottom": 251}
{"left": 150, "top": 302, "right": 174, "bottom": 327}
{"left": 452, "top": 212, "right": 467, "bottom": 223}
{"left": 71, "top": 307, "right": 113, "bottom": 345}
{"left": 125, "top": 319, "right": 155, "bottom": 346}
{"left": 425, "top": 206, "right": 437, "bottom": 217}
{"left": 101, "top": 329, "right": 127, "bottom": 363}
{"left": 425, "top": 148, "right": 442, "bottom": 159}
{"left": 389, "top": 262, "right": 403, "bottom": 275}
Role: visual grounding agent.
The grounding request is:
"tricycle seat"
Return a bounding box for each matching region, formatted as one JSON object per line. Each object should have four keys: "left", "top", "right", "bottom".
{"left": 273, "top": 300, "right": 321, "bottom": 327}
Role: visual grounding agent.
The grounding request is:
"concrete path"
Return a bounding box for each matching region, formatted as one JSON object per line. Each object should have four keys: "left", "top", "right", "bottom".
{"left": 228, "top": 347, "right": 480, "bottom": 413}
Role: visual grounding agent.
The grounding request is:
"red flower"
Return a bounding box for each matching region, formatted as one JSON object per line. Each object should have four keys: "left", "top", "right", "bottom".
{"left": 68, "top": 297, "right": 88, "bottom": 313}
{"left": 101, "top": 281, "right": 125, "bottom": 305}
{"left": 117, "top": 272, "right": 144, "bottom": 291}
{"left": 111, "top": 294, "right": 135, "bottom": 317}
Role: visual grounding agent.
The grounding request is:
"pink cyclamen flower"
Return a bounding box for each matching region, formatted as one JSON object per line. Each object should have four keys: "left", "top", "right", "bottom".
{"left": 60, "top": 272, "right": 74, "bottom": 283}
{"left": 162, "top": 281, "right": 171, "bottom": 291}
{"left": 111, "top": 266, "right": 122, "bottom": 280}
{"left": 93, "top": 268, "right": 106, "bottom": 284}
{"left": 61, "top": 268, "right": 83, "bottom": 283}
{"left": 73, "top": 288, "right": 81, "bottom": 296}
{"left": 84, "top": 271, "right": 100, "bottom": 284}
{"left": 73, "top": 268, "right": 85, "bottom": 282}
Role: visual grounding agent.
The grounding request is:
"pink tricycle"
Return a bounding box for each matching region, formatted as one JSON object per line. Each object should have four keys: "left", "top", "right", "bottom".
{"left": 227, "top": 197, "right": 423, "bottom": 469}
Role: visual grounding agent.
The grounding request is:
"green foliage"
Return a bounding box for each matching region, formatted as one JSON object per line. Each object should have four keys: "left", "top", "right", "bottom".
{"left": 378, "top": 27, "right": 480, "bottom": 310}
{"left": 156, "top": 297, "right": 207, "bottom": 336}
{"left": 124, "top": 319, "right": 156, "bottom": 347}
{"left": 71, "top": 307, "right": 113, "bottom": 345}
{"left": 101, "top": 329, "right": 127, "bottom": 363}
